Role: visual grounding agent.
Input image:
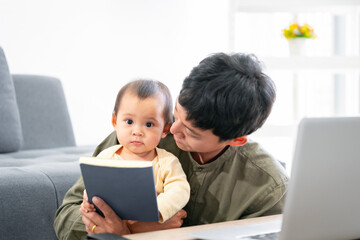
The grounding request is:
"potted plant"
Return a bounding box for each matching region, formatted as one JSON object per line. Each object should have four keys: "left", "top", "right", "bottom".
{"left": 283, "top": 23, "right": 317, "bottom": 56}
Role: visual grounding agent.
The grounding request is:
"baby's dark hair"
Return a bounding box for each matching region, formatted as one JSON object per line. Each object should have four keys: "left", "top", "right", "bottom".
{"left": 178, "top": 52, "right": 276, "bottom": 142}
{"left": 113, "top": 79, "right": 173, "bottom": 125}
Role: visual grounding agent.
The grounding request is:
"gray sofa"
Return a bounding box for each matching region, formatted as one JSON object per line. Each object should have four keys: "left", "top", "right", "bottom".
{"left": 0, "top": 47, "right": 95, "bottom": 239}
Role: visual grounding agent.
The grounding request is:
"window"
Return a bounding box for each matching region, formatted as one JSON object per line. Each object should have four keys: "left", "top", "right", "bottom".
{"left": 229, "top": 0, "right": 360, "bottom": 172}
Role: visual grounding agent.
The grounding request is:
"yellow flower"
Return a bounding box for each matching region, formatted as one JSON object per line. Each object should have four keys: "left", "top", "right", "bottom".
{"left": 283, "top": 23, "right": 317, "bottom": 39}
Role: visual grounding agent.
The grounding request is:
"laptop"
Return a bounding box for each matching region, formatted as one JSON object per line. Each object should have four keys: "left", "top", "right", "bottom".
{"left": 191, "top": 117, "right": 360, "bottom": 240}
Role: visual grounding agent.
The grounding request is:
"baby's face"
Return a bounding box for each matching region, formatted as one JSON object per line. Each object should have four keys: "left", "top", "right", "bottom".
{"left": 113, "top": 91, "right": 167, "bottom": 158}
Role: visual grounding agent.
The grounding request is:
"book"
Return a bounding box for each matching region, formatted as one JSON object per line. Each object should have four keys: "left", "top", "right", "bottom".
{"left": 79, "top": 156, "right": 159, "bottom": 222}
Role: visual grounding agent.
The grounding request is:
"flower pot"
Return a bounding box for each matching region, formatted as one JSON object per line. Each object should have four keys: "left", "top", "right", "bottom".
{"left": 288, "top": 38, "right": 307, "bottom": 56}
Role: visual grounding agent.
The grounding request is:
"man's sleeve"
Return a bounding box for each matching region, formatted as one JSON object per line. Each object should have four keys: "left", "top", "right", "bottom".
{"left": 54, "top": 177, "right": 87, "bottom": 240}
{"left": 241, "top": 181, "right": 287, "bottom": 219}
{"left": 54, "top": 131, "right": 118, "bottom": 240}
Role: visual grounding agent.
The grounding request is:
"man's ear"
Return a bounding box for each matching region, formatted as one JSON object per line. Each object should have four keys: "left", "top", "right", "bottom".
{"left": 161, "top": 124, "right": 171, "bottom": 138}
{"left": 112, "top": 113, "right": 117, "bottom": 128}
{"left": 228, "top": 136, "right": 248, "bottom": 146}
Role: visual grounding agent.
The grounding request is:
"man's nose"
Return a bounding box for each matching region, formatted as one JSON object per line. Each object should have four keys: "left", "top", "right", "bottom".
{"left": 170, "top": 120, "right": 183, "bottom": 136}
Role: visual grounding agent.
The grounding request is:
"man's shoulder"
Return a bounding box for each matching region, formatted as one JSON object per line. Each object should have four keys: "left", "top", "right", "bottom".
{"left": 230, "top": 140, "right": 289, "bottom": 186}
{"left": 93, "top": 131, "right": 119, "bottom": 156}
{"left": 157, "top": 134, "right": 182, "bottom": 158}
{"left": 97, "top": 144, "right": 122, "bottom": 158}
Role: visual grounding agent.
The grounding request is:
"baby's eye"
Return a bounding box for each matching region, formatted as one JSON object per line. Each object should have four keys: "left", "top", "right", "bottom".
{"left": 145, "top": 122, "right": 154, "bottom": 128}
{"left": 125, "top": 119, "right": 133, "bottom": 125}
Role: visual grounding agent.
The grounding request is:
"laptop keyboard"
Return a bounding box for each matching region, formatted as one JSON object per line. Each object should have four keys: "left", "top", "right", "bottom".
{"left": 239, "top": 231, "right": 280, "bottom": 240}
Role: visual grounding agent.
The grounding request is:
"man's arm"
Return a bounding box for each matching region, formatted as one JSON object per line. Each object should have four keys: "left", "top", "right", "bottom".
{"left": 54, "top": 177, "right": 87, "bottom": 240}
{"left": 54, "top": 132, "right": 119, "bottom": 240}
{"left": 80, "top": 197, "right": 187, "bottom": 235}
{"left": 241, "top": 182, "right": 287, "bottom": 219}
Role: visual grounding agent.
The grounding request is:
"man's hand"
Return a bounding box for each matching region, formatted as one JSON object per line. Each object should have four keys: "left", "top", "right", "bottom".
{"left": 80, "top": 196, "right": 131, "bottom": 235}
{"left": 80, "top": 196, "right": 187, "bottom": 235}
{"left": 129, "top": 209, "right": 187, "bottom": 233}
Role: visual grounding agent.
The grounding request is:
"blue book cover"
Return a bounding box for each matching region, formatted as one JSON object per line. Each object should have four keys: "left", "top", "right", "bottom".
{"left": 80, "top": 157, "right": 159, "bottom": 222}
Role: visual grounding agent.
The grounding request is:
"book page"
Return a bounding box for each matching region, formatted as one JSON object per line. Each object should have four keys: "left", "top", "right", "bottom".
{"left": 79, "top": 156, "right": 153, "bottom": 168}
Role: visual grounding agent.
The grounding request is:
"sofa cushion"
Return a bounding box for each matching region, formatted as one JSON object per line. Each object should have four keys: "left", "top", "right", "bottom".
{"left": 0, "top": 145, "right": 95, "bottom": 165}
{"left": 0, "top": 47, "right": 23, "bottom": 153}
{"left": 0, "top": 168, "right": 59, "bottom": 240}
{"left": 13, "top": 74, "right": 76, "bottom": 150}
{"left": 0, "top": 145, "right": 95, "bottom": 240}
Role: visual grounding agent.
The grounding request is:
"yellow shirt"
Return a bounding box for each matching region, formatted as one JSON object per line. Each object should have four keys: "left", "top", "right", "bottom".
{"left": 97, "top": 145, "right": 190, "bottom": 223}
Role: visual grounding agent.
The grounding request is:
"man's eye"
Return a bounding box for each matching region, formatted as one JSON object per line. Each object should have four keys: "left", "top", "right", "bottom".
{"left": 145, "top": 122, "right": 154, "bottom": 128}
{"left": 186, "top": 129, "right": 200, "bottom": 139}
{"left": 125, "top": 119, "right": 133, "bottom": 125}
{"left": 190, "top": 134, "right": 201, "bottom": 139}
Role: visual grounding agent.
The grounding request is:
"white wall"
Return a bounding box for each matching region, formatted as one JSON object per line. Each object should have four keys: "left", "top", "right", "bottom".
{"left": 0, "top": 0, "right": 230, "bottom": 145}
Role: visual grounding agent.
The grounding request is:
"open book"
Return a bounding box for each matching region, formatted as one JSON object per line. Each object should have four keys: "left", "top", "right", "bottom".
{"left": 79, "top": 156, "right": 159, "bottom": 222}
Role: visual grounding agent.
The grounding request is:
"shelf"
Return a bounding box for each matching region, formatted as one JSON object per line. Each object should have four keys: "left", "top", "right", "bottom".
{"left": 234, "top": 0, "right": 360, "bottom": 13}
{"left": 260, "top": 56, "right": 360, "bottom": 72}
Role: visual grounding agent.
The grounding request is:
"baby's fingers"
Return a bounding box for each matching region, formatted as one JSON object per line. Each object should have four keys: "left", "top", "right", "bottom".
{"left": 80, "top": 201, "right": 96, "bottom": 213}
{"left": 83, "top": 190, "right": 88, "bottom": 201}
{"left": 81, "top": 190, "right": 96, "bottom": 212}
{"left": 127, "top": 220, "right": 138, "bottom": 225}
{"left": 84, "top": 201, "right": 96, "bottom": 211}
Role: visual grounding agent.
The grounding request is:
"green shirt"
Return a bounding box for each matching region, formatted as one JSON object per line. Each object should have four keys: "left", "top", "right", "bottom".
{"left": 54, "top": 132, "right": 288, "bottom": 239}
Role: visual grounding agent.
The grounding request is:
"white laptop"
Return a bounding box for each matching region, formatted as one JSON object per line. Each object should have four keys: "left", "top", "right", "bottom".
{"left": 191, "top": 117, "right": 360, "bottom": 240}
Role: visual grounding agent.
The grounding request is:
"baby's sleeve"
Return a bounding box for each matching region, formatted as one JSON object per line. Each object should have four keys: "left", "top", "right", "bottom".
{"left": 156, "top": 153, "right": 190, "bottom": 223}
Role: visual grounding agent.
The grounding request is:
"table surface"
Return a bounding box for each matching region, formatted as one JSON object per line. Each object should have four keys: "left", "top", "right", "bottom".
{"left": 123, "top": 214, "right": 282, "bottom": 240}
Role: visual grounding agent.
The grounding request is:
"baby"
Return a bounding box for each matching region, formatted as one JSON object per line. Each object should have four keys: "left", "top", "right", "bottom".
{"left": 81, "top": 79, "right": 190, "bottom": 224}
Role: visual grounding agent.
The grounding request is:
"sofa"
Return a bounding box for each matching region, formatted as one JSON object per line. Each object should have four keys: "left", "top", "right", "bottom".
{"left": 0, "top": 47, "right": 95, "bottom": 240}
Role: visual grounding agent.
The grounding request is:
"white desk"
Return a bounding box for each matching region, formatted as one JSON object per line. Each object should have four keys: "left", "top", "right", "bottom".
{"left": 123, "top": 214, "right": 282, "bottom": 240}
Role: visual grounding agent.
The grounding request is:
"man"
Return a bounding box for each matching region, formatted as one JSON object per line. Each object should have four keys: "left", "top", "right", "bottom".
{"left": 54, "top": 52, "right": 288, "bottom": 239}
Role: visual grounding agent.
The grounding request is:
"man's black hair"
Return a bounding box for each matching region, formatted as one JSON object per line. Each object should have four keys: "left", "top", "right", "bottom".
{"left": 178, "top": 52, "right": 276, "bottom": 141}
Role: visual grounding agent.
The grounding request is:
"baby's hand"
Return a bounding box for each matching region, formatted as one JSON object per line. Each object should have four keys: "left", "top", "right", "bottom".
{"left": 127, "top": 220, "right": 138, "bottom": 225}
{"left": 80, "top": 190, "right": 96, "bottom": 213}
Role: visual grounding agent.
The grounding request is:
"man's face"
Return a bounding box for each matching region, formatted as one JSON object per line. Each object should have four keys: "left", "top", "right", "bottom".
{"left": 170, "top": 100, "right": 228, "bottom": 162}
